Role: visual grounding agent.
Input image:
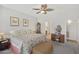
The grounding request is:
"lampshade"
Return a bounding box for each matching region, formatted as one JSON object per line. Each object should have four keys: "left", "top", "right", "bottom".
{"left": 0, "top": 33, "right": 4, "bottom": 35}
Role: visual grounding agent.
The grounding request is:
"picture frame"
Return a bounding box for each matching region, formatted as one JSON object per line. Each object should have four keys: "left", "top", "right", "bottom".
{"left": 23, "top": 19, "right": 29, "bottom": 26}
{"left": 10, "top": 16, "right": 19, "bottom": 26}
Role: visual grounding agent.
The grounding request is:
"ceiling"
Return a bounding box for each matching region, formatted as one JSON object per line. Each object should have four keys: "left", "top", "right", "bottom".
{"left": 1, "top": 4, "right": 79, "bottom": 16}
{"left": 1, "top": 4, "right": 79, "bottom": 22}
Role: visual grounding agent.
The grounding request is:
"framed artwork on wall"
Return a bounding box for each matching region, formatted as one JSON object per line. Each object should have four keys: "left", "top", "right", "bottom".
{"left": 23, "top": 19, "right": 29, "bottom": 26}
{"left": 10, "top": 16, "right": 19, "bottom": 26}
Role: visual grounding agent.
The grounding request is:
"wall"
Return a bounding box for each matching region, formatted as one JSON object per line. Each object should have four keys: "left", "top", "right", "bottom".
{"left": 0, "top": 6, "right": 2, "bottom": 31}
{"left": 0, "top": 4, "right": 79, "bottom": 41}
{"left": 0, "top": 5, "right": 37, "bottom": 33}
{"left": 33, "top": 4, "right": 79, "bottom": 41}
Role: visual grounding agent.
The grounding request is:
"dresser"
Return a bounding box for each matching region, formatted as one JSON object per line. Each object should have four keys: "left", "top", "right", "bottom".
{"left": 47, "top": 33, "right": 65, "bottom": 43}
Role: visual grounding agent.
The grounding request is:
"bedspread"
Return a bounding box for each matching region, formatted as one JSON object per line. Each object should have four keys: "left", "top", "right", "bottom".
{"left": 10, "top": 34, "right": 48, "bottom": 54}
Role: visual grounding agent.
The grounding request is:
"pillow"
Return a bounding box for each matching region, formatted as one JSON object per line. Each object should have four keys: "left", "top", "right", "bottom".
{"left": 10, "top": 29, "right": 34, "bottom": 37}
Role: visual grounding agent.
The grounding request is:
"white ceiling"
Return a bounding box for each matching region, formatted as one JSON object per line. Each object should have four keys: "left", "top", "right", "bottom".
{"left": 1, "top": 4, "right": 79, "bottom": 22}
{"left": 1, "top": 4, "right": 79, "bottom": 17}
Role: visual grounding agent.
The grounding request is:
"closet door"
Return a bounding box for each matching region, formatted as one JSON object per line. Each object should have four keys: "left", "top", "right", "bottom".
{"left": 69, "top": 22, "right": 77, "bottom": 40}
{"left": 77, "top": 21, "right": 79, "bottom": 41}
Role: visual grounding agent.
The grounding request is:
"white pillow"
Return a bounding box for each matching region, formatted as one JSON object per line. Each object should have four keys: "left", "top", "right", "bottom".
{"left": 10, "top": 29, "right": 34, "bottom": 37}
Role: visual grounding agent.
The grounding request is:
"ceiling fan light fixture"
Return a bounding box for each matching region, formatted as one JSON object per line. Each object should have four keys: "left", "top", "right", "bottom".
{"left": 40, "top": 11, "right": 45, "bottom": 14}
{"left": 33, "top": 4, "right": 54, "bottom": 14}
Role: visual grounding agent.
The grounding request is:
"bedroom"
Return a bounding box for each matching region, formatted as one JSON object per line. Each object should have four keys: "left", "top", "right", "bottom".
{"left": 0, "top": 4, "right": 79, "bottom": 54}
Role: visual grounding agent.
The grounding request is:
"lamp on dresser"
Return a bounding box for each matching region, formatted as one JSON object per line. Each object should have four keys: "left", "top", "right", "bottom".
{"left": 45, "top": 21, "right": 49, "bottom": 35}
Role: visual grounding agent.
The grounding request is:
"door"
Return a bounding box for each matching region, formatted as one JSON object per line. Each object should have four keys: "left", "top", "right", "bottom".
{"left": 69, "top": 22, "right": 77, "bottom": 40}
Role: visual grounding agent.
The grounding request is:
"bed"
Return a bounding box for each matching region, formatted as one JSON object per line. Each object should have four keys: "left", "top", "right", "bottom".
{"left": 9, "top": 29, "right": 49, "bottom": 54}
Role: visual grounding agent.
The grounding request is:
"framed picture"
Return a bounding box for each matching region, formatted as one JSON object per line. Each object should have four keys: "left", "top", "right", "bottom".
{"left": 10, "top": 16, "right": 19, "bottom": 26}
{"left": 23, "top": 19, "right": 29, "bottom": 26}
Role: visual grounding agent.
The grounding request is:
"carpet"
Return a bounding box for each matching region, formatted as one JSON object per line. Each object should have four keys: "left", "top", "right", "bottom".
{"left": 0, "top": 41, "right": 79, "bottom": 54}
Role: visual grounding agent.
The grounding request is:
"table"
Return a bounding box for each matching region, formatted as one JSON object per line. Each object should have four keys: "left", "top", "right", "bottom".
{"left": 0, "top": 38, "right": 10, "bottom": 51}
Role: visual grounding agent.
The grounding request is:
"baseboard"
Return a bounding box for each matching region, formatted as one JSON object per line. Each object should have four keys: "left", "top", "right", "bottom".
{"left": 67, "top": 39, "right": 78, "bottom": 43}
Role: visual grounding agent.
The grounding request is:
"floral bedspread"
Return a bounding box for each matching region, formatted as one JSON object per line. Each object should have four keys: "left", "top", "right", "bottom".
{"left": 10, "top": 34, "right": 48, "bottom": 54}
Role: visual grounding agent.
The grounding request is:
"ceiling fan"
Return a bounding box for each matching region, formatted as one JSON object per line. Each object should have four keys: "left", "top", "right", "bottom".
{"left": 33, "top": 4, "right": 54, "bottom": 14}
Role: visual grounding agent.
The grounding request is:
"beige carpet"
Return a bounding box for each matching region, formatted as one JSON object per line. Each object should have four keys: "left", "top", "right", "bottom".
{"left": 0, "top": 49, "right": 13, "bottom": 54}
{"left": 0, "top": 40, "right": 79, "bottom": 54}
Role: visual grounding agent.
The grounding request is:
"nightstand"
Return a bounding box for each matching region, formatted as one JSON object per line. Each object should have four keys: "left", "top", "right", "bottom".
{"left": 0, "top": 33, "right": 10, "bottom": 51}
{"left": 0, "top": 38, "right": 10, "bottom": 51}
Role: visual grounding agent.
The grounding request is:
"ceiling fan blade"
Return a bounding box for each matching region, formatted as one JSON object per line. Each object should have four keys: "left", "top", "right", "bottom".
{"left": 46, "top": 8, "right": 54, "bottom": 11}
{"left": 33, "top": 8, "right": 40, "bottom": 10}
{"left": 36, "top": 11, "right": 40, "bottom": 14}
